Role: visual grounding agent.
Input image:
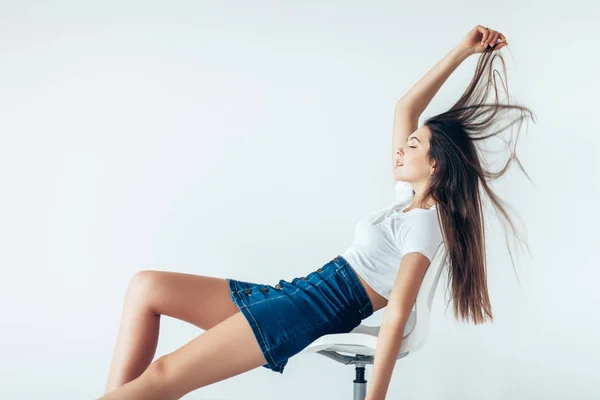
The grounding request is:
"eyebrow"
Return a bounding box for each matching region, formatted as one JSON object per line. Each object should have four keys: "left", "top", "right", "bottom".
{"left": 407, "top": 136, "right": 421, "bottom": 143}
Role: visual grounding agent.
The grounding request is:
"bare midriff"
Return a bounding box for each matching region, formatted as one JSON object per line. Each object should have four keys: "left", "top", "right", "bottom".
{"left": 348, "top": 265, "right": 388, "bottom": 313}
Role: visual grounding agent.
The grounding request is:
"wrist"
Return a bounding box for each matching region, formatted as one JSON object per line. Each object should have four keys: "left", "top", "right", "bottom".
{"left": 451, "top": 45, "right": 473, "bottom": 61}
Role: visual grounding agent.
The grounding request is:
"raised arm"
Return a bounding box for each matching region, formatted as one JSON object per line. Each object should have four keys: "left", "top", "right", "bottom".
{"left": 392, "top": 25, "right": 507, "bottom": 171}
{"left": 396, "top": 46, "right": 471, "bottom": 116}
{"left": 391, "top": 46, "right": 469, "bottom": 171}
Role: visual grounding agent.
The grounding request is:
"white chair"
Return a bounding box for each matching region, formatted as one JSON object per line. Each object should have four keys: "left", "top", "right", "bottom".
{"left": 298, "top": 244, "right": 447, "bottom": 400}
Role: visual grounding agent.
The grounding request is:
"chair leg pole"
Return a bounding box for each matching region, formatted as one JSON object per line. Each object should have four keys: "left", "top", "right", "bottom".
{"left": 353, "top": 363, "right": 367, "bottom": 400}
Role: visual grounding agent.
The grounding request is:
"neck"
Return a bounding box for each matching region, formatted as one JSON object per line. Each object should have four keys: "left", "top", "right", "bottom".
{"left": 410, "top": 182, "right": 435, "bottom": 209}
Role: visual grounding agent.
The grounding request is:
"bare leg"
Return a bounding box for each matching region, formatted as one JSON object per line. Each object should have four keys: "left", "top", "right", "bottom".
{"left": 104, "top": 279, "right": 161, "bottom": 392}
{"left": 104, "top": 271, "right": 240, "bottom": 393}
{"left": 98, "top": 311, "right": 268, "bottom": 400}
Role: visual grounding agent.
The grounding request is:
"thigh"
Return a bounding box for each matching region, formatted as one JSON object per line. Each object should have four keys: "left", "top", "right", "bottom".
{"left": 151, "top": 312, "right": 268, "bottom": 399}
{"left": 129, "top": 270, "right": 240, "bottom": 331}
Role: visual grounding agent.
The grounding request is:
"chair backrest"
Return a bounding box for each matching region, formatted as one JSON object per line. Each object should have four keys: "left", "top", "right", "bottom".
{"left": 400, "top": 242, "right": 447, "bottom": 352}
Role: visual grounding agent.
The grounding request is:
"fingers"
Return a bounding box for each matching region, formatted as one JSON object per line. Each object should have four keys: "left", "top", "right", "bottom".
{"left": 482, "top": 29, "right": 495, "bottom": 47}
{"left": 491, "top": 42, "right": 506, "bottom": 51}
{"left": 489, "top": 32, "right": 499, "bottom": 46}
{"left": 499, "top": 33, "right": 508, "bottom": 45}
{"left": 478, "top": 25, "right": 490, "bottom": 44}
{"left": 475, "top": 25, "right": 508, "bottom": 52}
{"left": 480, "top": 27, "right": 508, "bottom": 48}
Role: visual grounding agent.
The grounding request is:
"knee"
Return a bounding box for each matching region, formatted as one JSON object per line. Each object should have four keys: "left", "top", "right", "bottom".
{"left": 148, "top": 355, "right": 170, "bottom": 379}
{"left": 145, "top": 355, "right": 179, "bottom": 397}
{"left": 126, "top": 270, "right": 159, "bottom": 302}
{"left": 138, "top": 355, "right": 175, "bottom": 398}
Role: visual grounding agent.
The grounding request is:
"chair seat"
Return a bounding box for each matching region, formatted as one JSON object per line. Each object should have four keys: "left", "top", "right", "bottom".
{"left": 299, "top": 331, "right": 379, "bottom": 357}
{"left": 298, "top": 310, "right": 417, "bottom": 361}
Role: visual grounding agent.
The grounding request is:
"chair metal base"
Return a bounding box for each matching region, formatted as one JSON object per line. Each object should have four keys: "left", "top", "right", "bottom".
{"left": 316, "top": 350, "right": 410, "bottom": 400}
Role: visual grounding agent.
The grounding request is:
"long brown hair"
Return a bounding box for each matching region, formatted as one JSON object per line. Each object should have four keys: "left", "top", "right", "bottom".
{"left": 421, "top": 47, "right": 537, "bottom": 324}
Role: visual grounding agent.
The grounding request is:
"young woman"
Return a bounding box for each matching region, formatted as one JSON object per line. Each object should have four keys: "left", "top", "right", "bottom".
{"left": 99, "top": 25, "right": 534, "bottom": 400}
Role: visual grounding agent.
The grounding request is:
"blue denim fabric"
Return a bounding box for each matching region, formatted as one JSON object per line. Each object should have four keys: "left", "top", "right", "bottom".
{"left": 227, "top": 255, "right": 374, "bottom": 374}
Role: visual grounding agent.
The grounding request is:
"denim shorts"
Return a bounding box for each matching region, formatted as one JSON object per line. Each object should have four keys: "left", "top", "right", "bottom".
{"left": 227, "top": 255, "right": 374, "bottom": 374}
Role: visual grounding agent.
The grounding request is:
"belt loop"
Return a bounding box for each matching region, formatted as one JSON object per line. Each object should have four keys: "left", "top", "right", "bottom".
{"left": 335, "top": 255, "right": 345, "bottom": 272}
{"left": 333, "top": 255, "right": 342, "bottom": 267}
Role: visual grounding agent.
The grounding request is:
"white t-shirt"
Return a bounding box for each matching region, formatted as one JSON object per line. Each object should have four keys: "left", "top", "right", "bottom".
{"left": 341, "top": 180, "right": 444, "bottom": 300}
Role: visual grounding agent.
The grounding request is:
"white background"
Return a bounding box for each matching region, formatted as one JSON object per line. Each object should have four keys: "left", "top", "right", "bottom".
{"left": 1, "top": 1, "right": 599, "bottom": 399}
